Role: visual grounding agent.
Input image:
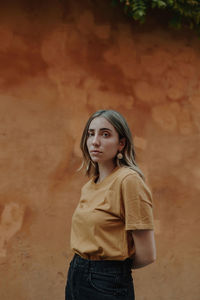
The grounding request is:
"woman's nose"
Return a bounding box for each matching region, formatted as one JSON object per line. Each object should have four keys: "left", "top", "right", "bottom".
{"left": 92, "top": 134, "right": 100, "bottom": 145}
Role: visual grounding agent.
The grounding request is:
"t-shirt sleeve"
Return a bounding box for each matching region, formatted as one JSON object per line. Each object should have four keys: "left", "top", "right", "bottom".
{"left": 121, "top": 173, "right": 154, "bottom": 231}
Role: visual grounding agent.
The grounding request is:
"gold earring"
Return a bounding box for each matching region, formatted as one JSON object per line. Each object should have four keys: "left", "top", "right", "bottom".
{"left": 117, "top": 152, "right": 123, "bottom": 160}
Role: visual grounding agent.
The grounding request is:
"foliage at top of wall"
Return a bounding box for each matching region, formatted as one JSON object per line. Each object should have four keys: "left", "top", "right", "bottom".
{"left": 113, "top": 0, "right": 200, "bottom": 33}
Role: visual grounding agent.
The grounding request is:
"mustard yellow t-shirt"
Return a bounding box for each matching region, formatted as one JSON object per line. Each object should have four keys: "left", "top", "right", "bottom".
{"left": 70, "top": 166, "right": 154, "bottom": 260}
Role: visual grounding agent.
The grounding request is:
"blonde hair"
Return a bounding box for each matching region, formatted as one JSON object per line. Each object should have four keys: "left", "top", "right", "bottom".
{"left": 80, "top": 109, "right": 144, "bottom": 180}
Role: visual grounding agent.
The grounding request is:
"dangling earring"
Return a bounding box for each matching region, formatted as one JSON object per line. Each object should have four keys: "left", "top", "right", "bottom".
{"left": 117, "top": 152, "right": 123, "bottom": 160}
{"left": 116, "top": 152, "right": 123, "bottom": 167}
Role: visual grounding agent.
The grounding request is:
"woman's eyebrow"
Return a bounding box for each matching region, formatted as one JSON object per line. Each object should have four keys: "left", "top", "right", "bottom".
{"left": 100, "top": 128, "right": 112, "bottom": 131}
{"left": 88, "top": 128, "right": 112, "bottom": 132}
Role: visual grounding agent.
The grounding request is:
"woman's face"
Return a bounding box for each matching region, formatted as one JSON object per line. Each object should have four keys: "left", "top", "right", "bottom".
{"left": 86, "top": 117, "right": 124, "bottom": 165}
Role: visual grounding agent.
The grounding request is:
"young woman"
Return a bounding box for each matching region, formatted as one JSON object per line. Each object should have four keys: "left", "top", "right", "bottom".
{"left": 65, "top": 109, "right": 156, "bottom": 300}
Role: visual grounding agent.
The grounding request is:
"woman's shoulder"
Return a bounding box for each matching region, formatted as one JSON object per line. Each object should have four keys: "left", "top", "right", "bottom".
{"left": 81, "top": 177, "right": 93, "bottom": 189}
{"left": 119, "top": 167, "right": 152, "bottom": 200}
{"left": 117, "top": 166, "right": 141, "bottom": 181}
{"left": 118, "top": 166, "right": 149, "bottom": 190}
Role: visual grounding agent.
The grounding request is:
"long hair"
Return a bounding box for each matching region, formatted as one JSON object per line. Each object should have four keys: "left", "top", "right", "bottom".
{"left": 80, "top": 109, "right": 144, "bottom": 180}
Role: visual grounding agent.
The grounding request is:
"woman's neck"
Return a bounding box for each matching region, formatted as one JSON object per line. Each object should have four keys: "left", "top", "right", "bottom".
{"left": 97, "top": 162, "right": 117, "bottom": 183}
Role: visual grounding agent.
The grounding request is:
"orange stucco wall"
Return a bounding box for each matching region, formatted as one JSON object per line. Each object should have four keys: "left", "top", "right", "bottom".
{"left": 0, "top": 1, "right": 200, "bottom": 300}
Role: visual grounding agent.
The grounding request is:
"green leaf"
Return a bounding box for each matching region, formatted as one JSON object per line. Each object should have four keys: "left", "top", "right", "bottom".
{"left": 111, "top": 0, "right": 200, "bottom": 35}
{"left": 157, "top": 1, "right": 167, "bottom": 8}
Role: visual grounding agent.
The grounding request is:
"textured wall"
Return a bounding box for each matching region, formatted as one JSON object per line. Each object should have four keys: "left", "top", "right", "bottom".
{"left": 0, "top": 1, "right": 200, "bottom": 300}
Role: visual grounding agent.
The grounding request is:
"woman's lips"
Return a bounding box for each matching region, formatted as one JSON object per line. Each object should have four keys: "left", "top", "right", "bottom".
{"left": 90, "top": 150, "right": 102, "bottom": 154}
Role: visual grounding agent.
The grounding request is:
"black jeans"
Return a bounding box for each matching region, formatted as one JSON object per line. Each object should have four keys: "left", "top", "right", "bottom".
{"left": 65, "top": 254, "right": 135, "bottom": 300}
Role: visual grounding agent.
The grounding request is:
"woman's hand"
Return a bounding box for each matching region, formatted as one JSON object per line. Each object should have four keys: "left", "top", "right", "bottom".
{"left": 131, "top": 229, "right": 156, "bottom": 269}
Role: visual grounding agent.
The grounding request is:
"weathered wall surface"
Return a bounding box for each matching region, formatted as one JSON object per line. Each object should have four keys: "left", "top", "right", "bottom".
{"left": 0, "top": 1, "right": 199, "bottom": 299}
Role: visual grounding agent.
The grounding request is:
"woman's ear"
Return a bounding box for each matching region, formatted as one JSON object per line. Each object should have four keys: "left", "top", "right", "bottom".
{"left": 119, "top": 138, "right": 126, "bottom": 151}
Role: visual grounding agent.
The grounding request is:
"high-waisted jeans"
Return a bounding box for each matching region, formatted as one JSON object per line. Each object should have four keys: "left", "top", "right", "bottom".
{"left": 65, "top": 254, "right": 135, "bottom": 300}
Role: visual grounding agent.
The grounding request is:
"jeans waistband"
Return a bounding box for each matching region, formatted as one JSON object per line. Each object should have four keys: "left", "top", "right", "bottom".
{"left": 72, "top": 254, "right": 133, "bottom": 273}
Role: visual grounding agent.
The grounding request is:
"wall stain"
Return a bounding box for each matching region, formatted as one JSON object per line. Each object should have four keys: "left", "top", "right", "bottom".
{"left": 0, "top": 202, "right": 25, "bottom": 257}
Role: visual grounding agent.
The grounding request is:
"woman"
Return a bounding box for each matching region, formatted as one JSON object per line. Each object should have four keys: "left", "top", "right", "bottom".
{"left": 65, "top": 109, "right": 156, "bottom": 300}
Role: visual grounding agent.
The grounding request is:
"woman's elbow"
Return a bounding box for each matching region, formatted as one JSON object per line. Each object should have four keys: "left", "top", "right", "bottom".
{"left": 149, "top": 253, "right": 156, "bottom": 264}
{"left": 144, "top": 252, "right": 156, "bottom": 265}
{"left": 148, "top": 248, "right": 156, "bottom": 264}
{"left": 133, "top": 251, "right": 156, "bottom": 269}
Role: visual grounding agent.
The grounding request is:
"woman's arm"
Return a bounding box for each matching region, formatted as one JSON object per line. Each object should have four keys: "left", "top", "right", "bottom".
{"left": 131, "top": 229, "right": 156, "bottom": 269}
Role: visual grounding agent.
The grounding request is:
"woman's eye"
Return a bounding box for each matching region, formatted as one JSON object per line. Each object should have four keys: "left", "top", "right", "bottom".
{"left": 88, "top": 132, "right": 94, "bottom": 137}
{"left": 102, "top": 132, "right": 109, "bottom": 137}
